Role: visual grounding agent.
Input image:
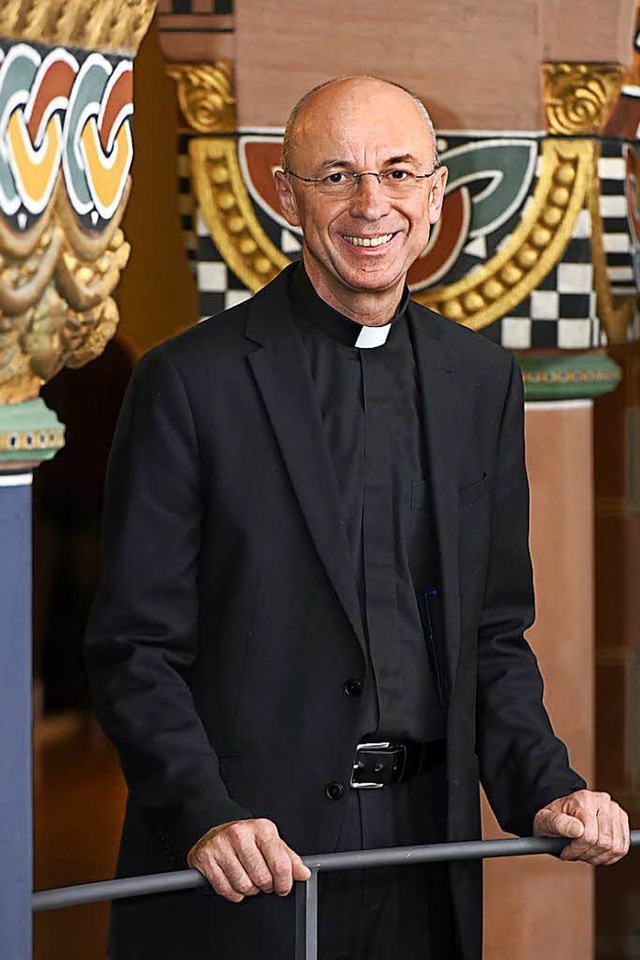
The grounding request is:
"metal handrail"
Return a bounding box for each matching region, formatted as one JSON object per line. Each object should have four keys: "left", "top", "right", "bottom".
{"left": 32, "top": 831, "right": 640, "bottom": 960}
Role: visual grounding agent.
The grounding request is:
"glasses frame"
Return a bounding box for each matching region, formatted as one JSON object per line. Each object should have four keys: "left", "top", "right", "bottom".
{"left": 283, "top": 164, "right": 441, "bottom": 196}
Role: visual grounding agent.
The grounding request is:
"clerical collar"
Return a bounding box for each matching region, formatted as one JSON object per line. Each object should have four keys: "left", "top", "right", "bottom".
{"left": 290, "top": 261, "right": 410, "bottom": 348}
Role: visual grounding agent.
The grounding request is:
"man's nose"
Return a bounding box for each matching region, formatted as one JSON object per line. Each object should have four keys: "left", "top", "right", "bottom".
{"left": 348, "top": 173, "right": 392, "bottom": 219}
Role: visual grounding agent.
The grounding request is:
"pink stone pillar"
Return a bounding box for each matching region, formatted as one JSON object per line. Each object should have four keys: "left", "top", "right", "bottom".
{"left": 483, "top": 400, "right": 594, "bottom": 959}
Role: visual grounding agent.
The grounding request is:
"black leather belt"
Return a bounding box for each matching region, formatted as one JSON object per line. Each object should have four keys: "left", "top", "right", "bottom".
{"left": 350, "top": 739, "right": 446, "bottom": 789}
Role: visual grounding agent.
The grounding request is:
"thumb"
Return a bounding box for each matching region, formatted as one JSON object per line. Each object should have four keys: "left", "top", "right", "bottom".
{"left": 289, "top": 848, "right": 312, "bottom": 881}
{"left": 540, "top": 811, "right": 585, "bottom": 839}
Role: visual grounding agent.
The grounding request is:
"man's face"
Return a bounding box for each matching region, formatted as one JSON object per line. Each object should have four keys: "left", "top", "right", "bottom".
{"left": 275, "top": 79, "right": 448, "bottom": 308}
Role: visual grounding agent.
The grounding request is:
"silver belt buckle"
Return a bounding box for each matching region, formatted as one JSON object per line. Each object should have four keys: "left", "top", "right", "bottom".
{"left": 350, "top": 741, "right": 392, "bottom": 790}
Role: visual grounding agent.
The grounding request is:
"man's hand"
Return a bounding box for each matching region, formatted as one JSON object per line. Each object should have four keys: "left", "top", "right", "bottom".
{"left": 188, "top": 818, "right": 311, "bottom": 902}
{"left": 533, "top": 790, "right": 630, "bottom": 865}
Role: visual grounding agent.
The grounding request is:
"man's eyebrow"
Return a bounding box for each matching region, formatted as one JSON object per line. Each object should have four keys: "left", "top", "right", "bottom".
{"left": 316, "top": 154, "right": 420, "bottom": 172}
{"left": 316, "top": 158, "right": 351, "bottom": 171}
{"left": 384, "top": 154, "right": 418, "bottom": 165}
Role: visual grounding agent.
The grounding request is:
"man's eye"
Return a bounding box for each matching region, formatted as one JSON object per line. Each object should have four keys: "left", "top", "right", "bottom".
{"left": 324, "top": 172, "right": 349, "bottom": 184}
{"left": 387, "top": 169, "right": 412, "bottom": 181}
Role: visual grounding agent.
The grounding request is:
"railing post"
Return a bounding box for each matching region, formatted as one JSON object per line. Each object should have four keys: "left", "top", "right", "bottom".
{"left": 295, "top": 868, "right": 319, "bottom": 960}
{"left": 0, "top": 472, "right": 35, "bottom": 960}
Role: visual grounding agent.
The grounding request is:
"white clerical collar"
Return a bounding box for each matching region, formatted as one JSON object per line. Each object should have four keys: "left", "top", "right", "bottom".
{"left": 354, "top": 323, "right": 393, "bottom": 349}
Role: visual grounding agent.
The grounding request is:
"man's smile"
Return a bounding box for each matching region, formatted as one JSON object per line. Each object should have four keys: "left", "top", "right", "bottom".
{"left": 341, "top": 232, "right": 397, "bottom": 248}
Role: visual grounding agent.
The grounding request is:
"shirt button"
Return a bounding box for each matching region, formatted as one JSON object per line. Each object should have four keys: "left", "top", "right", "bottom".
{"left": 343, "top": 678, "right": 362, "bottom": 697}
{"left": 325, "top": 781, "right": 345, "bottom": 801}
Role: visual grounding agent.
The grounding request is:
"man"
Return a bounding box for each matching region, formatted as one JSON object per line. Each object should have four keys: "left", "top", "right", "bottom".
{"left": 85, "top": 77, "right": 630, "bottom": 959}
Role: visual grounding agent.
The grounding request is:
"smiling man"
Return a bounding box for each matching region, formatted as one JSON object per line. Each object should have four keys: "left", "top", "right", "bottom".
{"left": 86, "top": 77, "right": 629, "bottom": 960}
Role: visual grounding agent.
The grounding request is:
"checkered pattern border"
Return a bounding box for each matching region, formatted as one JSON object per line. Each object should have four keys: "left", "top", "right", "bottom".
{"left": 495, "top": 208, "right": 599, "bottom": 351}
{"left": 599, "top": 139, "right": 636, "bottom": 297}
{"left": 177, "top": 133, "right": 197, "bottom": 277}
{"left": 195, "top": 210, "right": 251, "bottom": 318}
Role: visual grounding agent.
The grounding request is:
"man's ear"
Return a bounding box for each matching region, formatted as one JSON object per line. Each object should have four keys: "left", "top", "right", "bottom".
{"left": 274, "top": 169, "right": 301, "bottom": 227}
{"left": 428, "top": 165, "right": 448, "bottom": 225}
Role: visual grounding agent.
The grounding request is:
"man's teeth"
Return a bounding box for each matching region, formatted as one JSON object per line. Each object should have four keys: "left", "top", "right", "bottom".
{"left": 343, "top": 234, "right": 394, "bottom": 247}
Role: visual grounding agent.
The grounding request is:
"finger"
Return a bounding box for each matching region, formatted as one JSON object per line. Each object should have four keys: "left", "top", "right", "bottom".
{"left": 235, "top": 836, "right": 276, "bottom": 893}
{"left": 591, "top": 805, "right": 628, "bottom": 865}
{"left": 257, "top": 836, "right": 294, "bottom": 896}
{"left": 197, "top": 858, "right": 245, "bottom": 903}
{"left": 214, "top": 838, "right": 262, "bottom": 897}
{"left": 536, "top": 809, "right": 584, "bottom": 840}
{"left": 559, "top": 812, "right": 599, "bottom": 861}
{"left": 585, "top": 805, "right": 616, "bottom": 865}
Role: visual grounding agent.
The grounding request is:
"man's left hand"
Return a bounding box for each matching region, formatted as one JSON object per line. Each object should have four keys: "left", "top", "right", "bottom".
{"left": 533, "top": 789, "right": 630, "bottom": 865}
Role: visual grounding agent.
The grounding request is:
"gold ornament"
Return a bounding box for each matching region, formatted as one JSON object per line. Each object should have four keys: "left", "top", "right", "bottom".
{"left": 0, "top": 184, "right": 132, "bottom": 403}
{"left": 191, "top": 138, "right": 288, "bottom": 291}
{"left": 0, "top": 0, "right": 156, "bottom": 55}
{"left": 166, "top": 62, "right": 236, "bottom": 134}
{"left": 542, "top": 62, "right": 627, "bottom": 136}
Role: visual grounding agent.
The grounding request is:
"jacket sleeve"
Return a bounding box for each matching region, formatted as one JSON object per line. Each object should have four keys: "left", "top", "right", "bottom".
{"left": 84, "top": 346, "right": 253, "bottom": 864}
{"left": 476, "top": 355, "right": 586, "bottom": 837}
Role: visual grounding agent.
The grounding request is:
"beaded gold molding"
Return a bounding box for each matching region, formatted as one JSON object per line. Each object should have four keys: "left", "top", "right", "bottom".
{"left": 0, "top": 0, "right": 156, "bottom": 55}
{"left": 542, "top": 62, "right": 626, "bottom": 136}
{"left": 191, "top": 138, "right": 289, "bottom": 291}
{"left": 414, "top": 140, "right": 592, "bottom": 327}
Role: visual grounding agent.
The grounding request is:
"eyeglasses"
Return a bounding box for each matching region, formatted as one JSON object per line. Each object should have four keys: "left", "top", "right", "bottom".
{"left": 283, "top": 165, "right": 440, "bottom": 199}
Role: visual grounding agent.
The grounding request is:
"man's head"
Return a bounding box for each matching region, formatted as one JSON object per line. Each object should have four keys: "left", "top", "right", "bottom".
{"left": 274, "top": 76, "right": 448, "bottom": 319}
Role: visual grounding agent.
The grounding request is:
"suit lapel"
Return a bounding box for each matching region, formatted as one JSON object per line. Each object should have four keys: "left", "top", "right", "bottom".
{"left": 409, "top": 303, "right": 462, "bottom": 696}
{"left": 245, "top": 270, "right": 366, "bottom": 654}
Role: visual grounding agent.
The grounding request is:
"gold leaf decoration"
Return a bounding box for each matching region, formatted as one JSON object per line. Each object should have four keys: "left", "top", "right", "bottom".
{"left": 166, "top": 62, "right": 236, "bottom": 134}
{"left": 542, "top": 62, "right": 627, "bottom": 136}
{"left": 0, "top": 188, "right": 132, "bottom": 403}
{"left": 191, "top": 138, "right": 288, "bottom": 290}
{"left": 0, "top": 0, "right": 156, "bottom": 55}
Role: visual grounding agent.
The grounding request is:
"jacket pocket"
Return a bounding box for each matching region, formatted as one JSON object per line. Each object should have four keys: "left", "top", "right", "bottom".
{"left": 458, "top": 473, "right": 488, "bottom": 509}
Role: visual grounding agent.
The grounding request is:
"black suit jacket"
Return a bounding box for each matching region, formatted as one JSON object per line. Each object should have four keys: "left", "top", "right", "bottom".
{"left": 85, "top": 263, "right": 585, "bottom": 959}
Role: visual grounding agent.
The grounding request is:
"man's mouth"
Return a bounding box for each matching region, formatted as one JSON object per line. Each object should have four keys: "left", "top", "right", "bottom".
{"left": 342, "top": 233, "right": 395, "bottom": 248}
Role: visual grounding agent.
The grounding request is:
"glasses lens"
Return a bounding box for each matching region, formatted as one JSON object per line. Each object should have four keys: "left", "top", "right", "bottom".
{"left": 380, "top": 171, "right": 418, "bottom": 195}
{"left": 318, "top": 174, "right": 357, "bottom": 198}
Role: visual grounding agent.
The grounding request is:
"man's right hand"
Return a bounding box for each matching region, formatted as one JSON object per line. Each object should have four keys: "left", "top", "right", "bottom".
{"left": 187, "top": 818, "right": 311, "bottom": 902}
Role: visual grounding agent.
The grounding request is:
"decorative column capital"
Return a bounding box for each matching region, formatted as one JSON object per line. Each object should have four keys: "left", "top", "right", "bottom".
{"left": 166, "top": 62, "right": 236, "bottom": 134}
{"left": 541, "top": 62, "right": 627, "bottom": 135}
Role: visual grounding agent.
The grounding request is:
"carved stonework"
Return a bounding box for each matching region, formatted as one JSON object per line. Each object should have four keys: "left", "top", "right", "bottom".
{"left": 542, "top": 62, "right": 627, "bottom": 136}
{"left": 0, "top": 5, "right": 156, "bottom": 404}
{"left": 166, "top": 62, "right": 235, "bottom": 134}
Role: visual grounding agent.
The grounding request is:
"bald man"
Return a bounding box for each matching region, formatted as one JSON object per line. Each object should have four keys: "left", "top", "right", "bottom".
{"left": 86, "top": 77, "right": 629, "bottom": 960}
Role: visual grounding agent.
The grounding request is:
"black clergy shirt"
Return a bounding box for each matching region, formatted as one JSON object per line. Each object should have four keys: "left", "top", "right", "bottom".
{"left": 289, "top": 264, "right": 445, "bottom": 743}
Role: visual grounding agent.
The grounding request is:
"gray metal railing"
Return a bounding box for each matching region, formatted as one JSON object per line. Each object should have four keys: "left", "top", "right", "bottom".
{"left": 31, "top": 830, "right": 640, "bottom": 960}
{"left": 32, "top": 831, "right": 640, "bottom": 960}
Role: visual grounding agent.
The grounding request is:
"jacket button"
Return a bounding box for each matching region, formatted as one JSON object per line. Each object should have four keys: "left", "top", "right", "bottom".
{"left": 325, "top": 781, "right": 344, "bottom": 801}
{"left": 343, "top": 678, "right": 362, "bottom": 697}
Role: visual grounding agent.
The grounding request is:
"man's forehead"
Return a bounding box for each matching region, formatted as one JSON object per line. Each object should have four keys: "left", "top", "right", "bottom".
{"left": 290, "top": 84, "right": 433, "bottom": 163}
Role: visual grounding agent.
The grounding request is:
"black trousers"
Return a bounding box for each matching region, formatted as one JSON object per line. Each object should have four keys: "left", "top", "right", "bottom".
{"left": 110, "top": 764, "right": 456, "bottom": 959}
{"left": 318, "top": 763, "right": 456, "bottom": 960}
